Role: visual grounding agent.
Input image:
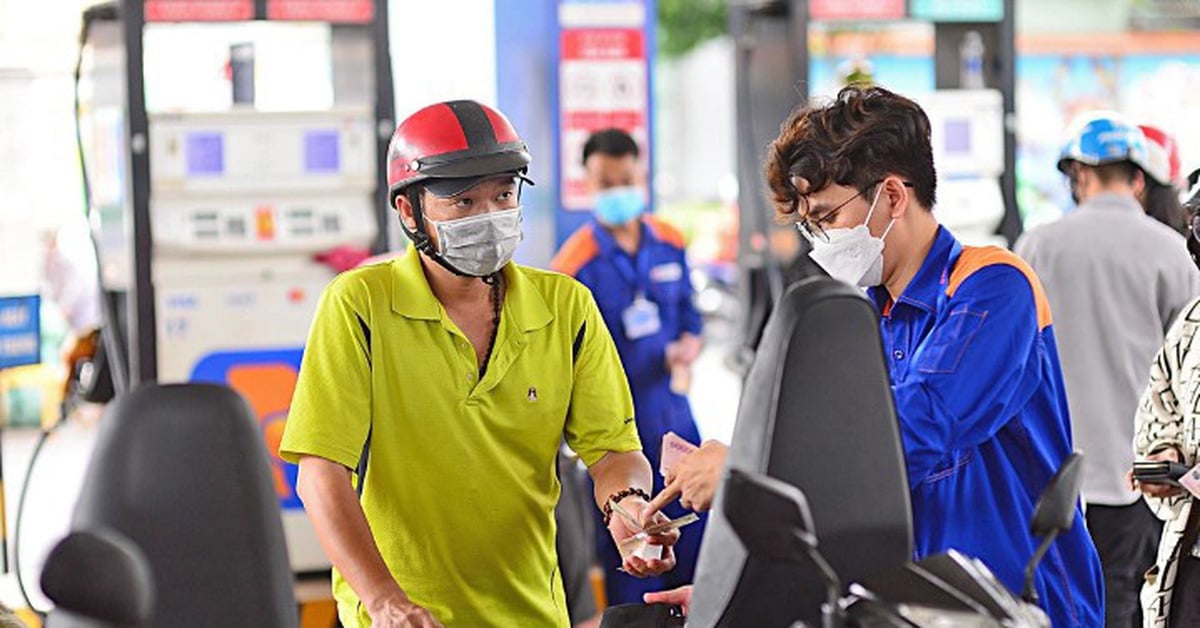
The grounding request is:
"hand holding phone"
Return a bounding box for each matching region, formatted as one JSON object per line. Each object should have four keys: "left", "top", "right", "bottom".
{"left": 1131, "top": 460, "right": 1191, "bottom": 486}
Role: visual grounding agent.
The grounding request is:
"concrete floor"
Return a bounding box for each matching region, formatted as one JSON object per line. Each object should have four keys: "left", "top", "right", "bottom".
{"left": 0, "top": 414, "right": 98, "bottom": 614}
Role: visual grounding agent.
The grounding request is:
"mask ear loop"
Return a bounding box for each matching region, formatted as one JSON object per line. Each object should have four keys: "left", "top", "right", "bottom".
{"left": 398, "top": 186, "right": 475, "bottom": 279}
{"left": 880, "top": 217, "right": 897, "bottom": 241}
{"left": 864, "top": 182, "right": 897, "bottom": 240}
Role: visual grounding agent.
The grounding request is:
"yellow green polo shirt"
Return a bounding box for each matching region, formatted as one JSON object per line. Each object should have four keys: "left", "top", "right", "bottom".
{"left": 279, "top": 248, "right": 641, "bottom": 628}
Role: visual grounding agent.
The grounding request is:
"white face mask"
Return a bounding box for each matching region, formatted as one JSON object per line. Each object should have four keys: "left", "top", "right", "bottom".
{"left": 806, "top": 185, "right": 895, "bottom": 288}
{"left": 428, "top": 207, "right": 523, "bottom": 277}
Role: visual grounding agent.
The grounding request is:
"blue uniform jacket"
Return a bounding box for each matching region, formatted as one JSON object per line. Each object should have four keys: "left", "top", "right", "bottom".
{"left": 867, "top": 226, "right": 1104, "bottom": 626}
{"left": 551, "top": 216, "right": 703, "bottom": 450}
{"left": 552, "top": 216, "right": 707, "bottom": 603}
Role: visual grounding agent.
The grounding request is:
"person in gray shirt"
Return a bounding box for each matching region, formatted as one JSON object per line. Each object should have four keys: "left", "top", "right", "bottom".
{"left": 1016, "top": 112, "right": 1200, "bottom": 628}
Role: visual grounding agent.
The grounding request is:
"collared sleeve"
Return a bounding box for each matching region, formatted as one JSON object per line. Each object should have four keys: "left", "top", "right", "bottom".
{"left": 564, "top": 290, "right": 643, "bottom": 467}
{"left": 279, "top": 275, "right": 373, "bottom": 470}
{"left": 892, "top": 264, "right": 1047, "bottom": 487}
{"left": 1135, "top": 298, "right": 1200, "bottom": 521}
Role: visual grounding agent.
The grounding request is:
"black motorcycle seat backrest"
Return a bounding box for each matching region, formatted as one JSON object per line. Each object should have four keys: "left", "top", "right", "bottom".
{"left": 46, "top": 383, "right": 298, "bottom": 628}
{"left": 689, "top": 276, "right": 914, "bottom": 628}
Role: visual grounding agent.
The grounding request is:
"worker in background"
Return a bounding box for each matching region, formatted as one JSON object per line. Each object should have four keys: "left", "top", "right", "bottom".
{"left": 551, "top": 128, "right": 706, "bottom": 607}
{"left": 280, "top": 101, "right": 678, "bottom": 628}
{"left": 1016, "top": 112, "right": 1200, "bottom": 628}
{"left": 646, "top": 86, "right": 1104, "bottom": 627}
{"left": 40, "top": 220, "right": 103, "bottom": 404}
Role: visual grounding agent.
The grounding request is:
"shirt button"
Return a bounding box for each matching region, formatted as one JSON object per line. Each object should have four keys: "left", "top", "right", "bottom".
{"left": 893, "top": 350, "right": 905, "bottom": 360}
{"left": 467, "top": 372, "right": 475, "bottom": 382}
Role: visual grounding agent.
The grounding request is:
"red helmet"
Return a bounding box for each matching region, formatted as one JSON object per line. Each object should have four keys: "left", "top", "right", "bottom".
{"left": 1138, "top": 124, "right": 1181, "bottom": 187}
{"left": 386, "top": 100, "right": 532, "bottom": 205}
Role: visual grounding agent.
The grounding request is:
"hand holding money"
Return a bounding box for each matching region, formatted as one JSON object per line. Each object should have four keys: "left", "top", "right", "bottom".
{"left": 660, "top": 431, "right": 699, "bottom": 478}
{"left": 611, "top": 497, "right": 699, "bottom": 562}
{"left": 606, "top": 496, "right": 682, "bottom": 577}
{"left": 645, "top": 437, "right": 729, "bottom": 518}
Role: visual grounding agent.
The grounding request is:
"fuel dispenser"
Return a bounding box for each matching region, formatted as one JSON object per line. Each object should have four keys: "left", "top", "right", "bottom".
{"left": 77, "top": 0, "right": 394, "bottom": 573}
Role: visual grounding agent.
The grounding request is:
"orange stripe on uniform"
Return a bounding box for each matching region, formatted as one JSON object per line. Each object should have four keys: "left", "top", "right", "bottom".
{"left": 550, "top": 224, "right": 601, "bottom": 277}
{"left": 948, "top": 246, "right": 1053, "bottom": 330}
{"left": 644, "top": 216, "right": 687, "bottom": 249}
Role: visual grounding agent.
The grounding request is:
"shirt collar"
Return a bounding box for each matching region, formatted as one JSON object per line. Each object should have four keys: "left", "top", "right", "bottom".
{"left": 1078, "top": 192, "right": 1144, "bottom": 214}
{"left": 391, "top": 246, "right": 441, "bottom": 320}
{"left": 588, "top": 216, "right": 620, "bottom": 256}
{"left": 588, "top": 216, "right": 654, "bottom": 256}
{"left": 390, "top": 246, "right": 553, "bottom": 332}
{"left": 868, "top": 225, "right": 958, "bottom": 315}
{"left": 500, "top": 260, "right": 554, "bottom": 332}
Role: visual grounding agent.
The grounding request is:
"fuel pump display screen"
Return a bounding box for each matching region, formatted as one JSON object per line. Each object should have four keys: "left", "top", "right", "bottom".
{"left": 186, "top": 132, "right": 225, "bottom": 175}
{"left": 944, "top": 119, "right": 972, "bottom": 154}
{"left": 303, "top": 130, "right": 340, "bottom": 173}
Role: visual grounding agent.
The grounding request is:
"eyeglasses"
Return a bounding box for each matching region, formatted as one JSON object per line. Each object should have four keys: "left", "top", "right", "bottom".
{"left": 795, "top": 186, "right": 865, "bottom": 243}
{"left": 793, "top": 178, "right": 914, "bottom": 243}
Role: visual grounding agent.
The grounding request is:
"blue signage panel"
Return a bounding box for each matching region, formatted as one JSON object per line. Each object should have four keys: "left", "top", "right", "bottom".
{"left": 191, "top": 348, "right": 306, "bottom": 510}
{"left": 0, "top": 295, "right": 40, "bottom": 370}
{"left": 495, "top": 0, "right": 657, "bottom": 264}
{"left": 910, "top": 0, "right": 1003, "bottom": 22}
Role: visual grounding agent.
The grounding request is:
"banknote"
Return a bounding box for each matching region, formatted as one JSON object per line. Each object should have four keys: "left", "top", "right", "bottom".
{"left": 1179, "top": 463, "right": 1200, "bottom": 498}
{"left": 610, "top": 499, "right": 701, "bottom": 561}
{"left": 644, "top": 513, "right": 699, "bottom": 536}
{"left": 660, "top": 431, "right": 699, "bottom": 477}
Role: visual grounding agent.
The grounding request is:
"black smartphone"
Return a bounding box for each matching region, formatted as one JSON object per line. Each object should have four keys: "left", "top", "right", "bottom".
{"left": 1132, "top": 460, "right": 1191, "bottom": 486}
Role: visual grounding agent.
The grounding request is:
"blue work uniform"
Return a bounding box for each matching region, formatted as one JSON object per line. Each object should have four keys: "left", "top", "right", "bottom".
{"left": 552, "top": 215, "right": 707, "bottom": 605}
{"left": 867, "top": 226, "right": 1104, "bottom": 627}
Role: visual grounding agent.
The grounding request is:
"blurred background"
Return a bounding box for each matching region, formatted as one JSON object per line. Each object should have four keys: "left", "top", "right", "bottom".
{"left": 1, "top": 0, "right": 1199, "bottom": 623}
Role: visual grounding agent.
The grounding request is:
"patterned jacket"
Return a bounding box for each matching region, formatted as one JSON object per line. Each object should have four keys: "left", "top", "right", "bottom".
{"left": 1135, "top": 297, "right": 1200, "bottom": 626}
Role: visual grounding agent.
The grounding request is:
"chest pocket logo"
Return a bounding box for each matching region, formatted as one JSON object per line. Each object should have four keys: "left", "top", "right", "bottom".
{"left": 650, "top": 262, "right": 683, "bottom": 283}
{"left": 527, "top": 387, "right": 538, "bottom": 402}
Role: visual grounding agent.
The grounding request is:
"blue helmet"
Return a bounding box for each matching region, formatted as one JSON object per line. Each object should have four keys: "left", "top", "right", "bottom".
{"left": 1057, "top": 112, "right": 1150, "bottom": 175}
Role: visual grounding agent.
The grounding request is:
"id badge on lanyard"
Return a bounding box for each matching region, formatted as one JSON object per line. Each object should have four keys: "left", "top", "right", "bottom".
{"left": 623, "top": 292, "right": 661, "bottom": 340}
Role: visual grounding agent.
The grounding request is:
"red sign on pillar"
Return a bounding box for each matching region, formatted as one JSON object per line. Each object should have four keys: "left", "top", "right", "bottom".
{"left": 266, "top": 0, "right": 375, "bottom": 23}
{"left": 559, "top": 28, "right": 649, "bottom": 211}
{"left": 809, "top": 0, "right": 905, "bottom": 20}
{"left": 145, "top": 0, "right": 254, "bottom": 22}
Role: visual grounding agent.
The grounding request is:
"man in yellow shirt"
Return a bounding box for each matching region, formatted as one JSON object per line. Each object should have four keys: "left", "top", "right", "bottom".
{"left": 280, "top": 100, "right": 677, "bottom": 628}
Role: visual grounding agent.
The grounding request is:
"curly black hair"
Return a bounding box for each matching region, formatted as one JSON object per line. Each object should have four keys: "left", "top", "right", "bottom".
{"left": 765, "top": 85, "right": 937, "bottom": 220}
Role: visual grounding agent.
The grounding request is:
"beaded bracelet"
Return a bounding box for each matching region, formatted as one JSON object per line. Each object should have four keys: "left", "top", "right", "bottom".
{"left": 602, "top": 487, "right": 652, "bottom": 526}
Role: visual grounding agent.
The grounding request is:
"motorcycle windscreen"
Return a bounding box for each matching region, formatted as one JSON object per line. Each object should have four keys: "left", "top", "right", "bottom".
{"left": 688, "top": 276, "right": 913, "bottom": 628}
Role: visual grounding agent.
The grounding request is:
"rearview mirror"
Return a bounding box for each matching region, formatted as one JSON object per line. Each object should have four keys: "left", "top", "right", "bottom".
{"left": 723, "top": 468, "right": 845, "bottom": 626}
{"left": 42, "top": 527, "right": 154, "bottom": 626}
{"left": 1030, "top": 452, "right": 1083, "bottom": 539}
{"left": 1022, "top": 452, "right": 1084, "bottom": 603}
{"left": 723, "top": 468, "right": 817, "bottom": 563}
